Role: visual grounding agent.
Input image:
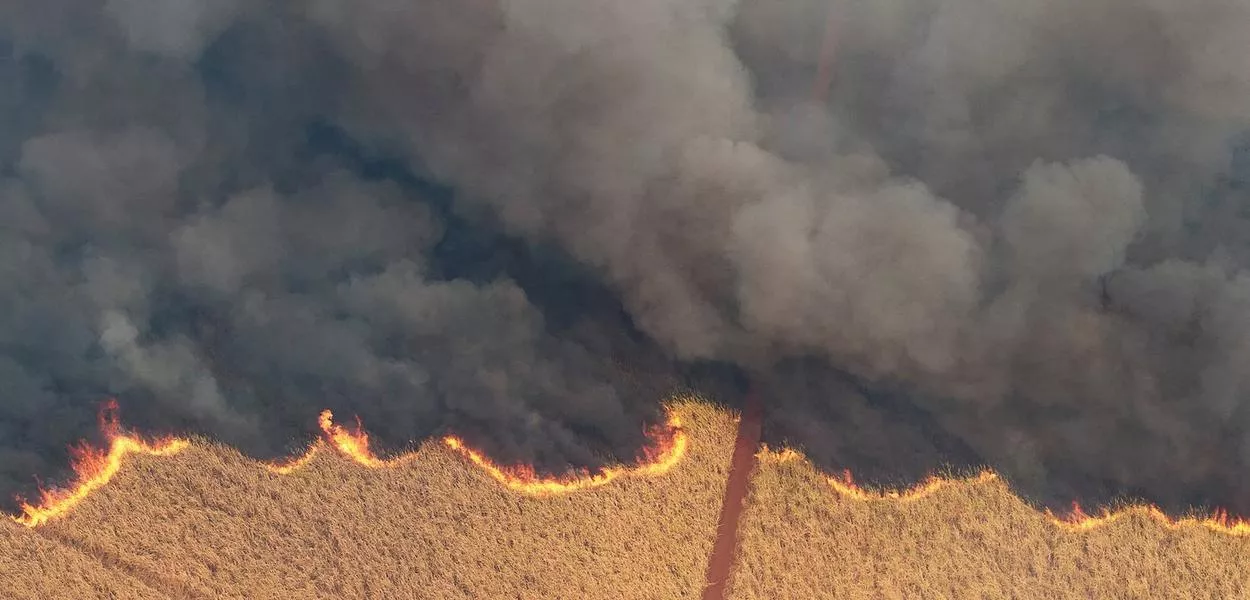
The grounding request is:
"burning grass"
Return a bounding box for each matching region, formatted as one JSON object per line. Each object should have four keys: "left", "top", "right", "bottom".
{"left": 5, "top": 399, "right": 731, "bottom": 599}
{"left": 11, "top": 400, "right": 190, "bottom": 528}
{"left": 4, "top": 400, "right": 1250, "bottom": 599}
{"left": 728, "top": 448, "right": 1250, "bottom": 599}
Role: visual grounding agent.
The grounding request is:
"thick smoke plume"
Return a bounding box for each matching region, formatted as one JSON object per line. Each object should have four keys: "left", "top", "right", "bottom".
{"left": 2, "top": 1, "right": 1250, "bottom": 514}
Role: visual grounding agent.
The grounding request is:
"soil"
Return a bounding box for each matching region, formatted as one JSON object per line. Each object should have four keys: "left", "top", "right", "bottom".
{"left": 701, "top": 391, "right": 763, "bottom": 600}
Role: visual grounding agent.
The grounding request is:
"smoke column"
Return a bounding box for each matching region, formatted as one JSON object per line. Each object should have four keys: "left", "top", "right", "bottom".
{"left": 2, "top": 0, "right": 1250, "bottom": 515}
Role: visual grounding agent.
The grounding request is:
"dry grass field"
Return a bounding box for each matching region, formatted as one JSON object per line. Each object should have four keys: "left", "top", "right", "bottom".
{"left": 4, "top": 400, "right": 733, "bottom": 600}
{"left": 0, "top": 520, "right": 166, "bottom": 599}
{"left": 4, "top": 400, "right": 1250, "bottom": 599}
{"left": 729, "top": 450, "right": 1250, "bottom": 600}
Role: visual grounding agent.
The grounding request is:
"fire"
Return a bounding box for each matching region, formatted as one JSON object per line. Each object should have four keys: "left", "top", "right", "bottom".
{"left": 272, "top": 409, "right": 689, "bottom": 491}
{"left": 442, "top": 413, "right": 688, "bottom": 495}
{"left": 759, "top": 445, "right": 1250, "bottom": 537}
{"left": 757, "top": 446, "right": 801, "bottom": 464}
{"left": 10, "top": 402, "right": 688, "bottom": 527}
{"left": 317, "top": 409, "right": 418, "bottom": 469}
{"left": 263, "top": 444, "right": 321, "bottom": 475}
{"left": 24, "top": 401, "right": 1244, "bottom": 539}
{"left": 11, "top": 400, "right": 190, "bottom": 528}
{"left": 759, "top": 445, "right": 997, "bottom": 502}
{"left": 1047, "top": 502, "right": 1250, "bottom": 537}
{"left": 263, "top": 409, "right": 420, "bottom": 473}
{"left": 828, "top": 468, "right": 999, "bottom": 503}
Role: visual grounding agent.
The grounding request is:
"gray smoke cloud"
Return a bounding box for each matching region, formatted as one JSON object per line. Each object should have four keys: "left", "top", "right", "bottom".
{"left": 2, "top": 0, "right": 1250, "bottom": 514}
{"left": 0, "top": 2, "right": 678, "bottom": 506}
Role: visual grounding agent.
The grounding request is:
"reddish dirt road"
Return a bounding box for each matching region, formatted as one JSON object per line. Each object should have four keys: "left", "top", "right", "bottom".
{"left": 700, "top": 391, "right": 763, "bottom": 600}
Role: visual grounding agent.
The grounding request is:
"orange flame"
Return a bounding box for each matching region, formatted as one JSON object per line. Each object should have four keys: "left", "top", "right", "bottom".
{"left": 11, "top": 400, "right": 189, "bottom": 528}
{"left": 263, "top": 409, "right": 690, "bottom": 489}
{"left": 275, "top": 408, "right": 689, "bottom": 492}
{"left": 759, "top": 445, "right": 1250, "bottom": 537}
{"left": 317, "top": 409, "right": 417, "bottom": 469}
{"left": 1047, "top": 502, "right": 1250, "bottom": 536}
{"left": 828, "top": 467, "right": 999, "bottom": 502}
{"left": 262, "top": 409, "right": 417, "bottom": 473}
{"left": 24, "top": 403, "right": 1245, "bottom": 538}
{"left": 757, "top": 445, "right": 801, "bottom": 464}
{"left": 262, "top": 444, "right": 321, "bottom": 475}
{"left": 442, "top": 413, "right": 688, "bottom": 495}
{"left": 758, "top": 446, "right": 996, "bottom": 502}
{"left": 11, "top": 402, "right": 689, "bottom": 527}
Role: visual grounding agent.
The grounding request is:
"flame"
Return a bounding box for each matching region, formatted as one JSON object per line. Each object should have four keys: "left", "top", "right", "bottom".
{"left": 11, "top": 400, "right": 190, "bottom": 528}
{"left": 11, "top": 403, "right": 688, "bottom": 527}
{"left": 1047, "top": 502, "right": 1250, "bottom": 536}
{"left": 273, "top": 409, "right": 689, "bottom": 491}
{"left": 828, "top": 468, "right": 999, "bottom": 502}
{"left": 317, "top": 409, "right": 417, "bottom": 469}
{"left": 759, "top": 445, "right": 1250, "bottom": 537}
{"left": 21, "top": 403, "right": 1245, "bottom": 538}
{"left": 442, "top": 413, "right": 688, "bottom": 495}
{"left": 263, "top": 444, "right": 321, "bottom": 475}
{"left": 263, "top": 409, "right": 417, "bottom": 473}
{"left": 757, "top": 446, "right": 801, "bottom": 464}
{"left": 759, "top": 446, "right": 997, "bottom": 502}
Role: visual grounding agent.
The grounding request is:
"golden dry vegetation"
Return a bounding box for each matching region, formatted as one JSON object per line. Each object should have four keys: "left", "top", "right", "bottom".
{"left": 729, "top": 451, "right": 1250, "bottom": 600}
{"left": 5, "top": 400, "right": 733, "bottom": 600}
{"left": 0, "top": 520, "right": 166, "bottom": 600}
{"left": 5, "top": 400, "right": 1250, "bottom": 599}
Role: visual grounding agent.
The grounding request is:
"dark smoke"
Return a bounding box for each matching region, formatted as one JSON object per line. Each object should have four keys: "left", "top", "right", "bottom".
{"left": 2, "top": 1, "right": 1250, "bottom": 517}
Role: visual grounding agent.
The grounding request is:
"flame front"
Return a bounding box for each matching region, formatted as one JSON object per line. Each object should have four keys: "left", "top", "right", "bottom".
{"left": 12, "top": 403, "right": 687, "bottom": 527}
{"left": 263, "top": 409, "right": 413, "bottom": 472}
{"left": 442, "top": 414, "right": 688, "bottom": 495}
{"left": 317, "top": 409, "right": 418, "bottom": 468}
{"left": 11, "top": 400, "right": 189, "bottom": 528}
{"left": 16, "top": 404, "right": 1249, "bottom": 538}
{"left": 828, "top": 468, "right": 999, "bottom": 503}
{"left": 263, "top": 444, "right": 321, "bottom": 475}
{"left": 1047, "top": 502, "right": 1250, "bottom": 536}
{"left": 266, "top": 408, "right": 689, "bottom": 495}
{"left": 758, "top": 445, "right": 1250, "bottom": 537}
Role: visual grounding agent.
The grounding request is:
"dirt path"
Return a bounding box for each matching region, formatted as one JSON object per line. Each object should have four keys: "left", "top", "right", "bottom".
{"left": 700, "top": 391, "right": 763, "bottom": 600}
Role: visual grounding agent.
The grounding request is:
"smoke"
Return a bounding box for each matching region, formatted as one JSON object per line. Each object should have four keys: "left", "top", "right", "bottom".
{"left": 0, "top": 3, "right": 678, "bottom": 506}
{"left": 2, "top": 0, "right": 1250, "bottom": 515}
